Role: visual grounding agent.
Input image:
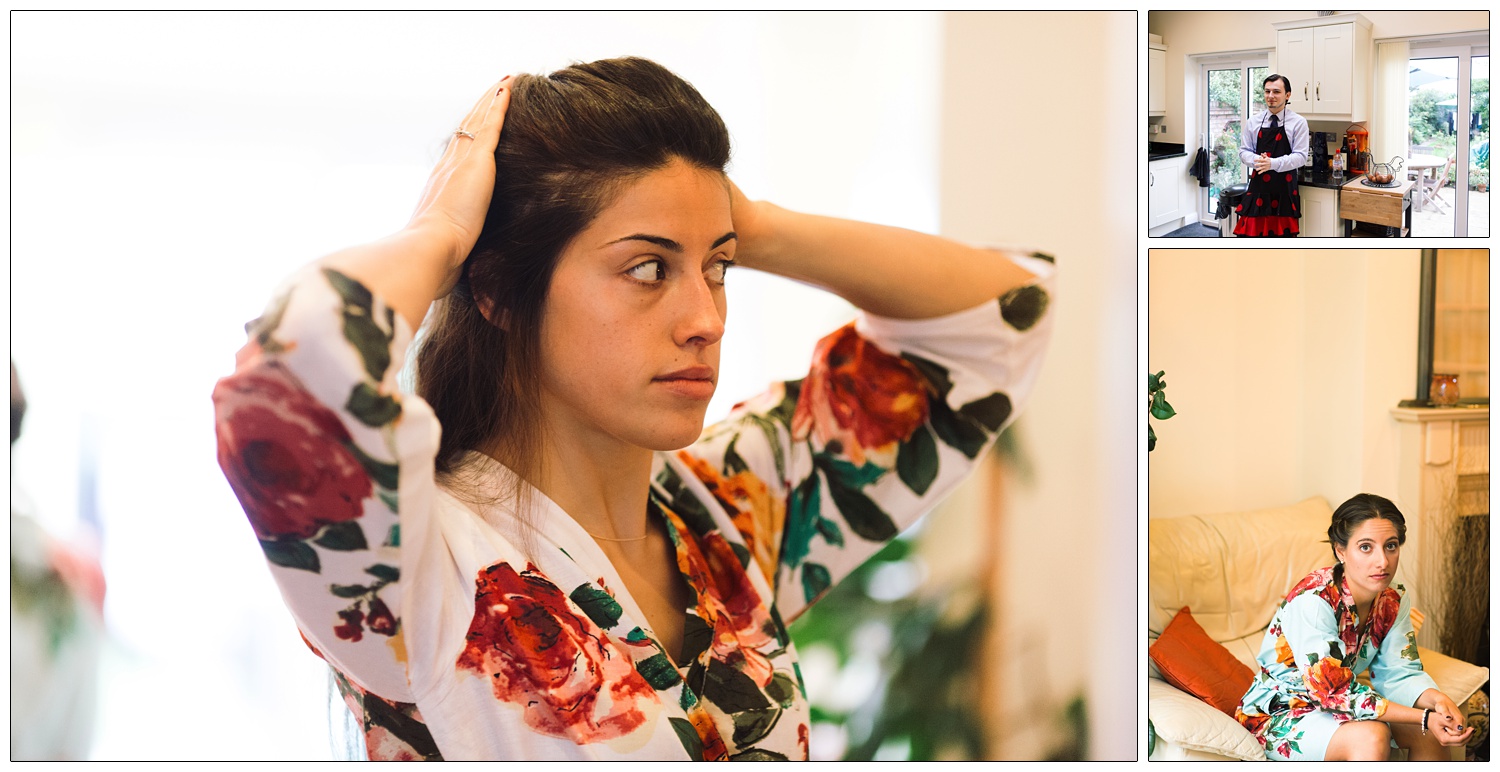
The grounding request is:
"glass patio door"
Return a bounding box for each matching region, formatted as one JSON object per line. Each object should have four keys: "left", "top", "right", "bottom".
{"left": 1407, "top": 40, "right": 1489, "bottom": 236}
{"left": 1199, "top": 57, "right": 1269, "bottom": 223}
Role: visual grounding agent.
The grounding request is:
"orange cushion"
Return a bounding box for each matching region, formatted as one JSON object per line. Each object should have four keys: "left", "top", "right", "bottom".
{"left": 1149, "top": 607, "right": 1255, "bottom": 717}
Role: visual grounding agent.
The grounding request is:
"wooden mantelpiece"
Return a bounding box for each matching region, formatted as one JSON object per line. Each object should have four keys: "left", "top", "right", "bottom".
{"left": 1390, "top": 406, "right": 1488, "bottom": 658}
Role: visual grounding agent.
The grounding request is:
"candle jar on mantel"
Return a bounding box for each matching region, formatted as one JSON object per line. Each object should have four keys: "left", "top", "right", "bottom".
{"left": 1430, "top": 373, "right": 1460, "bottom": 407}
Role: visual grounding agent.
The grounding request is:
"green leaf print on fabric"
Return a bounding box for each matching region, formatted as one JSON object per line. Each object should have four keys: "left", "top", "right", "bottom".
{"left": 998, "top": 284, "right": 1050, "bottom": 331}
{"left": 896, "top": 424, "right": 939, "bottom": 496}
{"left": 365, "top": 563, "right": 399, "bottom": 583}
{"left": 823, "top": 471, "right": 898, "bottom": 543}
{"left": 635, "top": 653, "right": 683, "bottom": 691}
{"left": 819, "top": 455, "right": 886, "bottom": 489}
{"left": 653, "top": 466, "right": 717, "bottom": 535}
{"left": 248, "top": 288, "right": 292, "bottom": 354}
{"left": 330, "top": 583, "right": 370, "bottom": 598}
{"left": 345, "top": 441, "right": 399, "bottom": 491}
{"left": 1402, "top": 630, "right": 1419, "bottom": 661}
{"left": 671, "top": 716, "right": 705, "bottom": 760}
{"left": 724, "top": 435, "right": 750, "bottom": 476}
{"left": 813, "top": 514, "right": 845, "bottom": 549}
{"left": 681, "top": 613, "right": 714, "bottom": 664}
{"left": 746, "top": 415, "right": 787, "bottom": 483}
{"left": 384, "top": 524, "right": 400, "bottom": 547}
{"left": 928, "top": 398, "right": 989, "bottom": 459}
{"left": 732, "top": 748, "right": 790, "bottom": 761}
{"left": 732, "top": 707, "right": 782, "bottom": 746}
{"left": 767, "top": 671, "right": 798, "bottom": 708}
{"left": 700, "top": 657, "right": 773, "bottom": 713}
{"left": 378, "top": 491, "right": 399, "bottom": 515}
{"left": 783, "top": 473, "right": 823, "bottom": 569}
{"left": 323, "top": 268, "right": 395, "bottom": 383}
{"left": 260, "top": 539, "right": 320, "bottom": 573}
{"left": 569, "top": 583, "right": 624, "bottom": 629}
{"left": 901, "top": 353, "right": 954, "bottom": 399}
{"left": 313, "top": 520, "right": 369, "bottom": 551}
{"left": 360, "top": 687, "right": 445, "bottom": 761}
{"left": 959, "top": 392, "right": 1012, "bottom": 432}
{"left": 801, "top": 562, "right": 832, "bottom": 604}
{"left": 346, "top": 382, "right": 402, "bottom": 427}
{"left": 730, "top": 540, "right": 753, "bottom": 570}
{"left": 766, "top": 379, "right": 802, "bottom": 426}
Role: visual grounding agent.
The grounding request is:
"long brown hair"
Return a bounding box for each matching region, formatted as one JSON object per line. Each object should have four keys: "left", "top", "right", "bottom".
{"left": 415, "top": 57, "right": 731, "bottom": 511}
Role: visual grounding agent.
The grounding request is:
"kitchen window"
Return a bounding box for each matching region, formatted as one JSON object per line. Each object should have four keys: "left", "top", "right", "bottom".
{"left": 1198, "top": 56, "right": 1269, "bottom": 224}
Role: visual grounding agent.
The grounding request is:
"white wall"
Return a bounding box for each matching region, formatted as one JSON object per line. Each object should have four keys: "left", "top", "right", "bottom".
{"left": 1148, "top": 249, "right": 1422, "bottom": 520}
{"left": 942, "top": 11, "right": 1137, "bottom": 761}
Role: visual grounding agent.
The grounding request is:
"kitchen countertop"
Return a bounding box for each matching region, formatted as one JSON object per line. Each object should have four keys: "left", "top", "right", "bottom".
{"left": 1297, "top": 169, "right": 1354, "bottom": 190}
{"left": 1148, "top": 142, "right": 1186, "bottom": 161}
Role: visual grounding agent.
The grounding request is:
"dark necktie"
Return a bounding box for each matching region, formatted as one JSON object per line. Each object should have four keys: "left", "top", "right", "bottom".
{"left": 1270, "top": 115, "right": 1281, "bottom": 129}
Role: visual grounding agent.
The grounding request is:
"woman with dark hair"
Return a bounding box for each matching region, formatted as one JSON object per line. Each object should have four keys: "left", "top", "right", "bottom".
{"left": 211, "top": 57, "right": 1054, "bottom": 760}
{"left": 1234, "top": 493, "right": 1474, "bottom": 760}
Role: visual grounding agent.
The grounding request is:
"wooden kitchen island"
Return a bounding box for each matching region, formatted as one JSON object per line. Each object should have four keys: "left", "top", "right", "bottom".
{"left": 1340, "top": 175, "right": 1414, "bottom": 237}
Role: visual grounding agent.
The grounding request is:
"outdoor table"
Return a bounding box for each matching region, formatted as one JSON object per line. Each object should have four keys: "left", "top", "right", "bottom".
{"left": 1406, "top": 153, "right": 1447, "bottom": 212}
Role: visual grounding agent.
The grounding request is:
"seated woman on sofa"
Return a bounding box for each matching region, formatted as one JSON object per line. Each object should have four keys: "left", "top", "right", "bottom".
{"left": 1233, "top": 493, "right": 1474, "bottom": 761}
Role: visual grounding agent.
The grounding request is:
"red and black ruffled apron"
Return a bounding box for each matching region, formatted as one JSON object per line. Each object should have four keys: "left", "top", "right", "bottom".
{"left": 1234, "top": 114, "right": 1300, "bottom": 237}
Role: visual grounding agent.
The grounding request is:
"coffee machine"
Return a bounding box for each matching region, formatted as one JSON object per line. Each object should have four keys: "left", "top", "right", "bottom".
{"left": 1310, "top": 131, "right": 1330, "bottom": 173}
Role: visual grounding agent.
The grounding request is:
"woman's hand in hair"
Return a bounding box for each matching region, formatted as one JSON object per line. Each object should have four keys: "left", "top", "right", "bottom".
{"left": 320, "top": 76, "right": 513, "bottom": 330}
{"left": 408, "top": 76, "right": 514, "bottom": 295}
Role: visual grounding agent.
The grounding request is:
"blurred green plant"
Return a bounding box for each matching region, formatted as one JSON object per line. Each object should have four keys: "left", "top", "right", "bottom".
{"left": 789, "top": 446, "right": 1088, "bottom": 760}
{"left": 1147, "top": 370, "right": 1176, "bottom": 452}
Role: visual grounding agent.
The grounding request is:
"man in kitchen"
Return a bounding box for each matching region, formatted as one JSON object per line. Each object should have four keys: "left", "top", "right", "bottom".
{"left": 1234, "top": 74, "right": 1309, "bottom": 236}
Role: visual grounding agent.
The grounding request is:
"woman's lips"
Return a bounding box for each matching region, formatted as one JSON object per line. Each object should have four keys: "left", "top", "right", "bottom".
{"left": 654, "top": 366, "right": 715, "bottom": 400}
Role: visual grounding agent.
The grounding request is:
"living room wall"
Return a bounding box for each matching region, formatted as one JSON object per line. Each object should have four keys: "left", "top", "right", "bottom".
{"left": 1148, "top": 249, "right": 1422, "bottom": 520}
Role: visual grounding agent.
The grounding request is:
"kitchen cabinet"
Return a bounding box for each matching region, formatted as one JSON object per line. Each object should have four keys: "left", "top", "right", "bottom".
{"left": 1148, "top": 156, "right": 1184, "bottom": 229}
{"left": 1298, "top": 185, "right": 1338, "bottom": 237}
{"left": 1148, "top": 44, "right": 1166, "bottom": 117}
{"left": 1273, "top": 15, "right": 1371, "bottom": 121}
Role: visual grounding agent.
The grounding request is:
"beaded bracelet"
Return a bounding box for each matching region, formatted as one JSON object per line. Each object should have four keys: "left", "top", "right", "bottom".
{"left": 1421, "top": 708, "right": 1433, "bottom": 735}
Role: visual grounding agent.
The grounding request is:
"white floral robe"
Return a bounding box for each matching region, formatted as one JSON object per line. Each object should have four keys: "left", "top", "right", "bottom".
{"left": 212, "top": 250, "right": 1055, "bottom": 760}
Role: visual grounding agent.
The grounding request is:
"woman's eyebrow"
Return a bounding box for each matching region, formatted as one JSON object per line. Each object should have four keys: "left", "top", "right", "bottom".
{"left": 604, "top": 232, "right": 737, "bottom": 251}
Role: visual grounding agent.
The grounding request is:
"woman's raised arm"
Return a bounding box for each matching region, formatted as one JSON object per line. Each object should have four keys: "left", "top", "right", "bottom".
{"left": 321, "top": 77, "right": 512, "bottom": 331}
{"left": 728, "top": 183, "right": 1038, "bottom": 320}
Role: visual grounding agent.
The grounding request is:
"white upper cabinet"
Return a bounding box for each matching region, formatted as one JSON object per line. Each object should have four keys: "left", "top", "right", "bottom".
{"left": 1273, "top": 15, "right": 1371, "bottom": 122}
{"left": 1149, "top": 45, "right": 1166, "bottom": 116}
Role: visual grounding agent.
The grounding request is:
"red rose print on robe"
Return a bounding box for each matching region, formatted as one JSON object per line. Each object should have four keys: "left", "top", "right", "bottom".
{"left": 675, "top": 451, "right": 787, "bottom": 584}
{"left": 1286, "top": 567, "right": 1333, "bottom": 602}
{"left": 1236, "top": 709, "right": 1271, "bottom": 744}
{"left": 457, "top": 562, "right": 659, "bottom": 743}
{"left": 1305, "top": 656, "right": 1355, "bottom": 708}
{"left": 1277, "top": 742, "right": 1292, "bottom": 758}
{"left": 214, "top": 343, "right": 373, "bottom": 540}
{"left": 1274, "top": 634, "right": 1296, "bottom": 667}
{"left": 658, "top": 503, "right": 777, "bottom": 687}
{"left": 1368, "top": 589, "right": 1401, "bottom": 642}
{"left": 792, "top": 323, "right": 930, "bottom": 466}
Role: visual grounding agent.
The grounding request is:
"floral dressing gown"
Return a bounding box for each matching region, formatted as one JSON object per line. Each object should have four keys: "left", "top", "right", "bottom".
{"left": 1234, "top": 567, "right": 1439, "bottom": 761}
{"left": 212, "top": 251, "right": 1055, "bottom": 760}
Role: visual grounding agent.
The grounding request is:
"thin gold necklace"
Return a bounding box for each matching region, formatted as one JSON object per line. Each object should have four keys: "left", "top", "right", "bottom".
{"left": 585, "top": 529, "right": 650, "bottom": 543}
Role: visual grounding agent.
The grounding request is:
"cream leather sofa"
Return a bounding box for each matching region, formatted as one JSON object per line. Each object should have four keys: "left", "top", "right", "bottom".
{"left": 1148, "top": 496, "right": 1489, "bottom": 761}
